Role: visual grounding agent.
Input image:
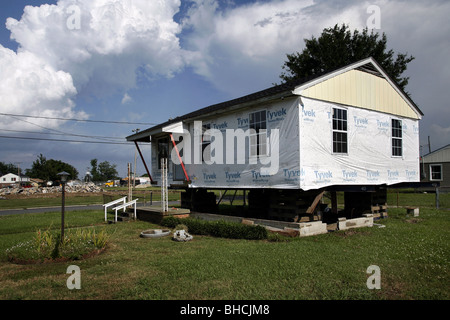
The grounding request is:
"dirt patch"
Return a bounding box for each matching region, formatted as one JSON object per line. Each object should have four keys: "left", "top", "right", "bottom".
{"left": 405, "top": 218, "right": 422, "bottom": 224}
{"left": 334, "top": 229, "right": 371, "bottom": 238}
{"left": 376, "top": 274, "right": 411, "bottom": 300}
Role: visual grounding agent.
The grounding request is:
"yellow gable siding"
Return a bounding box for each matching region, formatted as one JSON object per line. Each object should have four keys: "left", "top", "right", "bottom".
{"left": 301, "top": 69, "right": 419, "bottom": 119}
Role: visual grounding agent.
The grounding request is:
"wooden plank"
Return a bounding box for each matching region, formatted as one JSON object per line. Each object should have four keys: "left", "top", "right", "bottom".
{"left": 306, "top": 191, "right": 325, "bottom": 214}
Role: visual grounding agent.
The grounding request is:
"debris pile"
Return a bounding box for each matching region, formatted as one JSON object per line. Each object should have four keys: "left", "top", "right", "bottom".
{"left": 0, "top": 183, "right": 103, "bottom": 196}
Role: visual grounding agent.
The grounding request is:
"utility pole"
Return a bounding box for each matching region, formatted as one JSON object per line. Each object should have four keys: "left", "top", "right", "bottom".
{"left": 128, "top": 163, "right": 132, "bottom": 203}
{"left": 15, "top": 162, "right": 22, "bottom": 187}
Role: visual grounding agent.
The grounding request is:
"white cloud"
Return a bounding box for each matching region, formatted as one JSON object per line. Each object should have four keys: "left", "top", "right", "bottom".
{"left": 5, "top": 0, "right": 189, "bottom": 97}
{"left": 121, "top": 93, "right": 132, "bottom": 105}
{"left": 0, "top": 45, "right": 83, "bottom": 129}
{"left": 181, "top": 0, "right": 368, "bottom": 95}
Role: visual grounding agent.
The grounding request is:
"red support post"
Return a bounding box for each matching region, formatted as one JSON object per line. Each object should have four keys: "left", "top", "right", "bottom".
{"left": 169, "top": 134, "right": 190, "bottom": 182}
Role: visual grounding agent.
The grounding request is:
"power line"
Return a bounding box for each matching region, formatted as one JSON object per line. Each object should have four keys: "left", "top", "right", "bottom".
{"left": 0, "top": 135, "right": 134, "bottom": 145}
{"left": 0, "top": 112, "right": 157, "bottom": 125}
{"left": 3, "top": 114, "right": 126, "bottom": 143}
{"left": 0, "top": 128, "right": 125, "bottom": 141}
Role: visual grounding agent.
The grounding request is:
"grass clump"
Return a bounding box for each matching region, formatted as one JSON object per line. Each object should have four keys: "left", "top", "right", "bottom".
{"left": 161, "top": 216, "right": 268, "bottom": 240}
{"left": 6, "top": 227, "right": 109, "bottom": 263}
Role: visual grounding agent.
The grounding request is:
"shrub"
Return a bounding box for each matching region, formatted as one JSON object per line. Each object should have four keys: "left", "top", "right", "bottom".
{"left": 161, "top": 217, "right": 268, "bottom": 240}
{"left": 174, "top": 224, "right": 189, "bottom": 232}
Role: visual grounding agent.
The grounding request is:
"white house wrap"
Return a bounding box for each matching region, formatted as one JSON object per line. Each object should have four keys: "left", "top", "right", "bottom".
{"left": 127, "top": 57, "right": 423, "bottom": 192}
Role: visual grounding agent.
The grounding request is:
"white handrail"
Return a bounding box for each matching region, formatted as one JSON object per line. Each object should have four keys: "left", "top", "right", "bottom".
{"left": 113, "top": 199, "right": 139, "bottom": 222}
{"left": 103, "top": 196, "right": 127, "bottom": 221}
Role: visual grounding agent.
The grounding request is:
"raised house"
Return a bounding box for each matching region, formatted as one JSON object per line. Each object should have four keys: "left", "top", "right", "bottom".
{"left": 127, "top": 57, "right": 423, "bottom": 222}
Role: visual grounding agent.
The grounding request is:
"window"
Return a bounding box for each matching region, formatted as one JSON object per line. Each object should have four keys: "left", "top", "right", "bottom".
{"left": 249, "top": 110, "right": 267, "bottom": 157}
{"left": 430, "top": 164, "right": 443, "bottom": 181}
{"left": 332, "top": 108, "right": 347, "bottom": 154}
{"left": 392, "top": 119, "right": 402, "bottom": 157}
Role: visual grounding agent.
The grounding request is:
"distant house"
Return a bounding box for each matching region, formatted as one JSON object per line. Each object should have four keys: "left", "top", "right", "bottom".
{"left": 0, "top": 173, "right": 30, "bottom": 188}
{"left": 421, "top": 144, "right": 450, "bottom": 189}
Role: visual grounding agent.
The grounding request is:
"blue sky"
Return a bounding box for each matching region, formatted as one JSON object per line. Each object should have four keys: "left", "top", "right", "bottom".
{"left": 1, "top": 0, "right": 449, "bottom": 178}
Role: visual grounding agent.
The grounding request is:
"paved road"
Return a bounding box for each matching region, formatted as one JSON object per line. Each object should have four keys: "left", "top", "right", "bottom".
{"left": 0, "top": 204, "right": 104, "bottom": 216}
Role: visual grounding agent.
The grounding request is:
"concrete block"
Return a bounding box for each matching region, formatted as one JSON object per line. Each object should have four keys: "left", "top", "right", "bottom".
{"left": 299, "top": 221, "right": 328, "bottom": 237}
{"left": 338, "top": 217, "right": 347, "bottom": 230}
{"left": 406, "top": 207, "right": 419, "bottom": 217}
{"left": 345, "top": 217, "right": 373, "bottom": 229}
{"left": 241, "top": 219, "right": 255, "bottom": 225}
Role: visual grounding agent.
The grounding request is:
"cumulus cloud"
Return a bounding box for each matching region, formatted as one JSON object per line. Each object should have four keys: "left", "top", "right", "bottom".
{"left": 181, "top": 0, "right": 368, "bottom": 95}
{"left": 1, "top": 0, "right": 192, "bottom": 131}
{"left": 6, "top": 0, "right": 189, "bottom": 97}
{"left": 0, "top": 45, "right": 83, "bottom": 129}
{"left": 121, "top": 93, "right": 132, "bottom": 105}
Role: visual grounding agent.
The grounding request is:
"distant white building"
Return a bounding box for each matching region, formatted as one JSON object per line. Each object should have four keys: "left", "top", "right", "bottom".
{"left": 421, "top": 144, "right": 450, "bottom": 188}
{"left": 0, "top": 173, "right": 30, "bottom": 187}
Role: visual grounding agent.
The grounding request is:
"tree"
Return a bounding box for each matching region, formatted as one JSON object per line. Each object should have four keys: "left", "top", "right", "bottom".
{"left": 26, "top": 154, "right": 78, "bottom": 182}
{"left": 280, "top": 24, "right": 414, "bottom": 92}
{"left": 98, "top": 161, "right": 119, "bottom": 181}
{"left": 0, "top": 162, "right": 21, "bottom": 176}
{"left": 26, "top": 154, "right": 47, "bottom": 180}
{"left": 90, "top": 159, "right": 99, "bottom": 181}
{"left": 90, "top": 159, "right": 118, "bottom": 181}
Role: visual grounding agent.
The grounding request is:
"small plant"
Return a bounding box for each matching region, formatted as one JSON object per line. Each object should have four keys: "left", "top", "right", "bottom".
{"left": 6, "top": 227, "right": 110, "bottom": 263}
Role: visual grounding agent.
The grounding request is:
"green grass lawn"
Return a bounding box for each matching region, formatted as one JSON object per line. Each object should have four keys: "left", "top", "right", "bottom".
{"left": 0, "top": 189, "right": 181, "bottom": 210}
{"left": 0, "top": 206, "right": 448, "bottom": 300}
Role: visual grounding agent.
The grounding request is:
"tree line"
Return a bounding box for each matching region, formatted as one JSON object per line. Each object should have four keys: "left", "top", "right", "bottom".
{"left": 0, "top": 154, "right": 119, "bottom": 183}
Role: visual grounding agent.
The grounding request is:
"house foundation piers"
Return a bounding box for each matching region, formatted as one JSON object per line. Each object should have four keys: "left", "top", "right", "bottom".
{"left": 178, "top": 185, "right": 386, "bottom": 236}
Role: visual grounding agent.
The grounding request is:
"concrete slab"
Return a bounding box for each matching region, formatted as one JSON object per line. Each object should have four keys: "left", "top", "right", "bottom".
{"left": 136, "top": 206, "right": 190, "bottom": 223}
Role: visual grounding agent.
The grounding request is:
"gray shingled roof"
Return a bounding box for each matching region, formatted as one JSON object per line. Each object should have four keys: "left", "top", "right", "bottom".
{"left": 127, "top": 58, "right": 422, "bottom": 142}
